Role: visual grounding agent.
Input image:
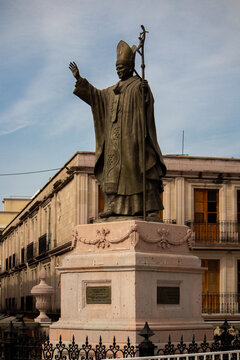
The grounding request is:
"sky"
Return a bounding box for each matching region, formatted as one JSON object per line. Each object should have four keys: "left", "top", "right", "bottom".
{"left": 0, "top": 0, "right": 240, "bottom": 210}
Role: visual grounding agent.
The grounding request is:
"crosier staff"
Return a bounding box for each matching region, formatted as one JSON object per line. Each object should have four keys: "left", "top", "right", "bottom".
{"left": 135, "top": 25, "right": 149, "bottom": 221}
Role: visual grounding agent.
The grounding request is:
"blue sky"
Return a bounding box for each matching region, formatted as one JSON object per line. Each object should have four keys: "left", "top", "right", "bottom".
{"left": 0, "top": 0, "right": 240, "bottom": 209}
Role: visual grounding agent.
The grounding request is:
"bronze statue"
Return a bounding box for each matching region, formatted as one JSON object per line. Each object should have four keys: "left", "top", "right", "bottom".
{"left": 69, "top": 28, "right": 166, "bottom": 219}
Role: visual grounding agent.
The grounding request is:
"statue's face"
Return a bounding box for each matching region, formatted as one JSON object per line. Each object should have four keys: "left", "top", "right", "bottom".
{"left": 116, "top": 64, "right": 133, "bottom": 80}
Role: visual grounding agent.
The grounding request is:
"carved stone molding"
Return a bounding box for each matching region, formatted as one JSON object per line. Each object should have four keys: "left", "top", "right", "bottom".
{"left": 140, "top": 227, "right": 193, "bottom": 249}
{"left": 72, "top": 224, "right": 138, "bottom": 249}
{"left": 72, "top": 222, "right": 192, "bottom": 250}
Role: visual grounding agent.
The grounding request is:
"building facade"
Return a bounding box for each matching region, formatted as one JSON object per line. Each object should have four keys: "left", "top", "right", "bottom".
{"left": 0, "top": 152, "right": 98, "bottom": 316}
{"left": 0, "top": 198, "right": 30, "bottom": 232}
{"left": 164, "top": 155, "right": 240, "bottom": 322}
{"left": 0, "top": 152, "right": 240, "bottom": 323}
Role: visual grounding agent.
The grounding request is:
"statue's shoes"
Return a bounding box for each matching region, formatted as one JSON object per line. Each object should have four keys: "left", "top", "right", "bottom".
{"left": 147, "top": 211, "right": 159, "bottom": 217}
{"left": 98, "top": 210, "right": 114, "bottom": 218}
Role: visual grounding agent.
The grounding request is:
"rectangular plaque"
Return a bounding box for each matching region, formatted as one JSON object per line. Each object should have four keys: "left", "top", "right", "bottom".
{"left": 157, "top": 286, "right": 180, "bottom": 304}
{"left": 86, "top": 286, "right": 111, "bottom": 304}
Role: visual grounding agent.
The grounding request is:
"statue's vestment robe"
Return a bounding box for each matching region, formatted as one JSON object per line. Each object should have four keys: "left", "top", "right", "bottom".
{"left": 73, "top": 75, "right": 166, "bottom": 215}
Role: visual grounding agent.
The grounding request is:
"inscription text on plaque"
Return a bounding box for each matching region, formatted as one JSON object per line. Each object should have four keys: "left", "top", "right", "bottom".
{"left": 157, "top": 286, "right": 180, "bottom": 305}
{"left": 86, "top": 286, "right": 111, "bottom": 304}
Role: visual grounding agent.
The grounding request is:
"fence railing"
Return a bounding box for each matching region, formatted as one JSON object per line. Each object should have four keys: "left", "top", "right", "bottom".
{"left": 186, "top": 221, "right": 240, "bottom": 244}
{"left": 0, "top": 319, "right": 239, "bottom": 360}
{"left": 202, "top": 293, "right": 240, "bottom": 314}
{"left": 112, "top": 350, "right": 240, "bottom": 360}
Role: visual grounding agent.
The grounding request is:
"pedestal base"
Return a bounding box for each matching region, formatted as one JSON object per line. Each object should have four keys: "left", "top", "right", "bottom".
{"left": 50, "top": 220, "right": 213, "bottom": 345}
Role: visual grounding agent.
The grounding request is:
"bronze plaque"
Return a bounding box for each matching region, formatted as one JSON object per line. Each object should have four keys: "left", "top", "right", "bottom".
{"left": 86, "top": 286, "right": 111, "bottom": 304}
{"left": 157, "top": 286, "right": 180, "bottom": 304}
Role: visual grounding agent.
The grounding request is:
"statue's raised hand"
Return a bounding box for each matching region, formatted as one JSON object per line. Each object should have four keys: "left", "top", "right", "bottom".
{"left": 69, "top": 62, "right": 80, "bottom": 80}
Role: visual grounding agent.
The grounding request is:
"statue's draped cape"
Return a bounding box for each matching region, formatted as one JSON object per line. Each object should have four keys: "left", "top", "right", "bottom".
{"left": 73, "top": 75, "right": 166, "bottom": 214}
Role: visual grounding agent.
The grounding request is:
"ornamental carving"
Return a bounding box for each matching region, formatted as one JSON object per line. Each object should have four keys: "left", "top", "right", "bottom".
{"left": 140, "top": 227, "right": 193, "bottom": 249}
{"left": 72, "top": 224, "right": 192, "bottom": 250}
{"left": 72, "top": 224, "right": 138, "bottom": 249}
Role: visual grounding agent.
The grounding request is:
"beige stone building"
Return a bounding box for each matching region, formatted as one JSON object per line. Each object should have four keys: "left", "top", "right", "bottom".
{"left": 165, "top": 155, "right": 240, "bottom": 323}
{"left": 0, "top": 198, "right": 30, "bottom": 232}
{"left": 1, "top": 152, "right": 240, "bottom": 324}
{"left": 0, "top": 152, "right": 98, "bottom": 315}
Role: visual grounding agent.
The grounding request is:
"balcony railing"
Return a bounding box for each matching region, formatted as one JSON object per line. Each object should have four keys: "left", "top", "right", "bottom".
{"left": 186, "top": 221, "right": 240, "bottom": 244}
{"left": 202, "top": 293, "right": 240, "bottom": 314}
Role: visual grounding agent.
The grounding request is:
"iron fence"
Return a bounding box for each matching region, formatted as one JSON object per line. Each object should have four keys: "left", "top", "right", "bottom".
{"left": 0, "top": 319, "right": 239, "bottom": 360}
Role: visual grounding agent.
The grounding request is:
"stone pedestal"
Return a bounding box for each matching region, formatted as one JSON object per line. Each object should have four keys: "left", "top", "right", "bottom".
{"left": 50, "top": 220, "right": 212, "bottom": 345}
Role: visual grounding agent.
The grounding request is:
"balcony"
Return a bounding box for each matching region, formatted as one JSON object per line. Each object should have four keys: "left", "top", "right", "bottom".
{"left": 202, "top": 293, "right": 240, "bottom": 314}
{"left": 186, "top": 221, "right": 240, "bottom": 246}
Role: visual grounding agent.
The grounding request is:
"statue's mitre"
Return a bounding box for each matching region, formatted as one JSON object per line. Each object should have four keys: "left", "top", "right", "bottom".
{"left": 116, "top": 40, "right": 137, "bottom": 66}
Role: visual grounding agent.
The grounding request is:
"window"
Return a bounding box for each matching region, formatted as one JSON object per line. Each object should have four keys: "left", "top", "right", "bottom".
{"left": 21, "top": 296, "right": 25, "bottom": 311}
{"left": 43, "top": 205, "right": 51, "bottom": 247}
{"left": 12, "top": 254, "right": 16, "bottom": 268}
{"left": 31, "top": 216, "right": 38, "bottom": 243}
{"left": 21, "top": 248, "right": 25, "bottom": 263}
{"left": 202, "top": 259, "right": 220, "bottom": 313}
{"left": 194, "top": 189, "right": 219, "bottom": 242}
{"left": 48, "top": 207, "right": 51, "bottom": 242}
{"left": 194, "top": 189, "right": 218, "bottom": 224}
{"left": 26, "top": 295, "right": 33, "bottom": 311}
{"left": 6, "top": 258, "right": 8, "bottom": 271}
{"left": 237, "top": 260, "right": 240, "bottom": 294}
{"left": 39, "top": 234, "right": 47, "bottom": 255}
{"left": 12, "top": 298, "right": 16, "bottom": 310}
{"left": 9, "top": 256, "right": 12, "bottom": 269}
{"left": 202, "top": 259, "right": 220, "bottom": 293}
{"left": 237, "top": 192, "right": 240, "bottom": 242}
{"left": 27, "top": 242, "right": 34, "bottom": 261}
{"left": 237, "top": 191, "right": 240, "bottom": 224}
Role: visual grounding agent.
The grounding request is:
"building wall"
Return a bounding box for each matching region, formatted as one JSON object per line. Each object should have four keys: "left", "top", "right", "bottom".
{"left": 3, "top": 198, "right": 30, "bottom": 212}
{"left": 0, "top": 198, "right": 31, "bottom": 230}
{"left": 163, "top": 155, "right": 240, "bottom": 319}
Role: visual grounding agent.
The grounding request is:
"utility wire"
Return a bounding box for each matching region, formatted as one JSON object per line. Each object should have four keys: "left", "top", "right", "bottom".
{"left": 0, "top": 168, "right": 60, "bottom": 177}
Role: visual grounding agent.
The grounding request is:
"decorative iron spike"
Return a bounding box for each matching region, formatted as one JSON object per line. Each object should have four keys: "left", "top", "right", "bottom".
{"left": 138, "top": 322, "right": 155, "bottom": 339}
{"left": 220, "top": 319, "right": 231, "bottom": 331}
